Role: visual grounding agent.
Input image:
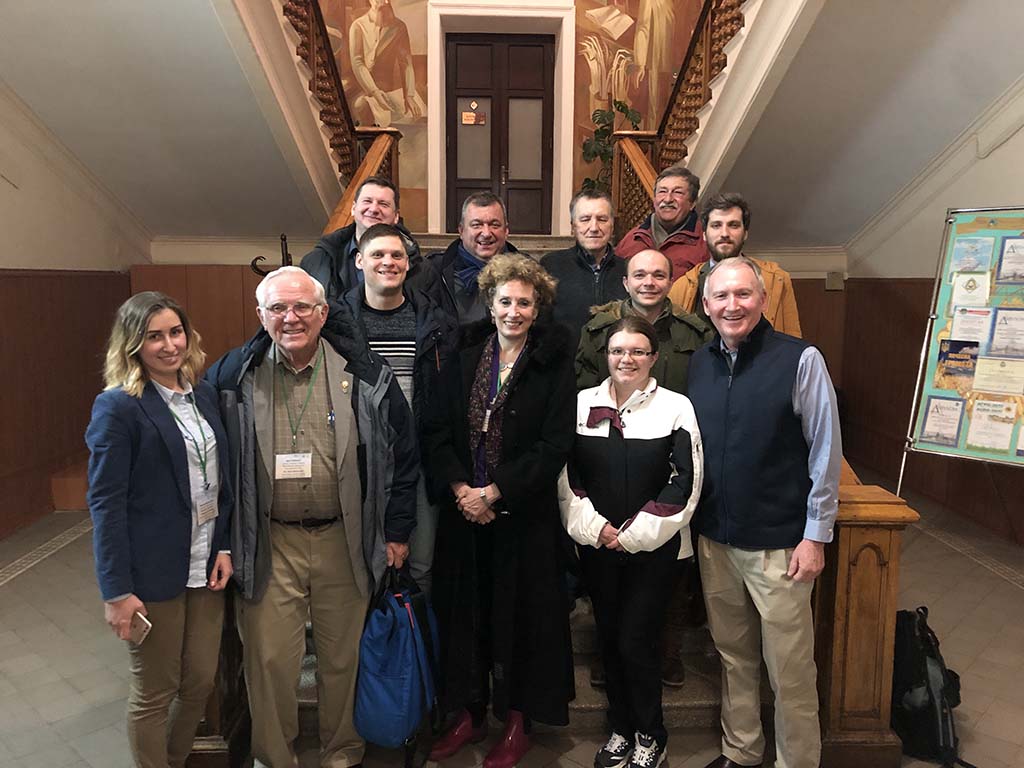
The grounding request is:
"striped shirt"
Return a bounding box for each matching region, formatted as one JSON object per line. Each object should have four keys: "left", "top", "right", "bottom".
{"left": 363, "top": 300, "right": 417, "bottom": 406}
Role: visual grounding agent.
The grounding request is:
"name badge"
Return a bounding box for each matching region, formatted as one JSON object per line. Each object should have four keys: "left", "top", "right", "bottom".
{"left": 196, "top": 490, "right": 218, "bottom": 526}
{"left": 276, "top": 452, "right": 313, "bottom": 479}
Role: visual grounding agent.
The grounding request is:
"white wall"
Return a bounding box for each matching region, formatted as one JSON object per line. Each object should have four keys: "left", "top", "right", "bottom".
{"left": 847, "top": 77, "right": 1024, "bottom": 279}
{"left": 0, "top": 83, "right": 150, "bottom": 271}
{"left": 151, "top": 236, "right": 319, "bottom": 265}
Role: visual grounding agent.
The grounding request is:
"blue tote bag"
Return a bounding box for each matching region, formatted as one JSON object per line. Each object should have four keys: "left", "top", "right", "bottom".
{"left": 354, "top": 565, "right": 439, "bottom": 749}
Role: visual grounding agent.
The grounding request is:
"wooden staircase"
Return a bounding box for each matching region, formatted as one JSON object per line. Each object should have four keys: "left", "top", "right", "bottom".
{"left": 191, "top": 0, "right": 922, "bottom": 764}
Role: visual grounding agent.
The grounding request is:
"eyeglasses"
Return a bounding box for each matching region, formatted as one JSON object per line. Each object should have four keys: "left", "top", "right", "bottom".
{"left": 262, "top": 302, "right": 320, "bottom": 318}
{"left": 608, "top": 348, "right": 655, "bottom": 358}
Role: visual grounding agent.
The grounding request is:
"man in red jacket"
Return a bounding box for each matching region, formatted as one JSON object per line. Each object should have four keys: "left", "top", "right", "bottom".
{"left": 617, "top": 166, "right": 709, "bottom": 281}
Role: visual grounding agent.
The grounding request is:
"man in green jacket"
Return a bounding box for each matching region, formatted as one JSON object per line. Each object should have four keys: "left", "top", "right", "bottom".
{"left": 576, "top": 249, "right": 711, "bottom": 392}
{"left": 575, "top": 248, "right": 711, "bottom": 689}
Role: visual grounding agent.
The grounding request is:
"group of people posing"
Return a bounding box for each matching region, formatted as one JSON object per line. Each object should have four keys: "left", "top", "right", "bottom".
{"left": 86, "top": 164, "right": 841, "bottom": 768}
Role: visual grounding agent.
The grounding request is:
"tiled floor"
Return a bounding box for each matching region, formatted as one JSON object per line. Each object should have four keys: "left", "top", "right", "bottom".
{"left": 0, "top": 476, "right": 1022, "bottom": 768}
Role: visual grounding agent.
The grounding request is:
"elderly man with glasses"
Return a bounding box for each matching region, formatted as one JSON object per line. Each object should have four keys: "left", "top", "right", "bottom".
{"left": 206, "top": 266, "right": 418, "bottom": 768}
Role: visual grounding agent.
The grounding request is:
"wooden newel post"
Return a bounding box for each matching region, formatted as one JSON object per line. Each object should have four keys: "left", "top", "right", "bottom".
{"left": 814, "top": 483, "right": 920, "bottom": 768}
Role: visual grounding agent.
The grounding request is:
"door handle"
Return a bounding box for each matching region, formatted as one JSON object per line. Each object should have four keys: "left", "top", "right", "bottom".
{"left": 500, "top": 164, "right": 507, "bottom": 186}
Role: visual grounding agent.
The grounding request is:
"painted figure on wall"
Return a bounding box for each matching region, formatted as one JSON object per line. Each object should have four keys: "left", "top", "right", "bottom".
{"left": 322, "top": 0, "right": 429, "bottom": 230}
{"left": 573, "top": 0, "right": 701, "bottom": 190}
{"left": 633, "top": 0, "right": 676, "bottom": 128}
{"left": 349, "top": 0, "right": 425, "bottom": 127}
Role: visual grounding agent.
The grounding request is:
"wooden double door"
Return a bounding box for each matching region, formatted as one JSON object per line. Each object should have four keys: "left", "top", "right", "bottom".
{"left": 445, "top": 34, "right": 554, "bottom": 234}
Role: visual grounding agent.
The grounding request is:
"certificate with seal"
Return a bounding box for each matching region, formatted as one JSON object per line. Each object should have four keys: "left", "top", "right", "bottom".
{"left": 950, "top": 272, "right": 990, "bottom": 308}
{"left": 965, "top": 399, "right": 1017, "bottom": 452}
{"left": 972, "top": 356, "right": 1024, "bottom": 395}
{"left": 949, "top": 306, "right": 994, "bottom": 347}
{"left": 990, "top": 308, "right": 1024, "bottom": 358}
{"left": 996, "top": 236, "right": 1024, "bottom": 283}
{"left": 919, "top": 396, "right": 964, "bottom": 447}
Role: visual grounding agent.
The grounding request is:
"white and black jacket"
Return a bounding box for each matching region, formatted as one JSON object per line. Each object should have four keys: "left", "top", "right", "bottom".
{"left": 558, "top": 378, "right": 703, "bottom": 558}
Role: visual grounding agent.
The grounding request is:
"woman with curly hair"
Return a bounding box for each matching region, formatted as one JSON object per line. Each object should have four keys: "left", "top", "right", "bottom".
{"left": 86, "top": 291, "right": 233, "bottom": 768}
{"left": 422, "top": 253, "right": 576, "bottom": 768}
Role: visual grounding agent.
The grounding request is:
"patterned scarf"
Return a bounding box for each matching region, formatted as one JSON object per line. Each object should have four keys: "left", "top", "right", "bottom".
{"left": 467, "top": 333, "right": 525, "bottom": 485}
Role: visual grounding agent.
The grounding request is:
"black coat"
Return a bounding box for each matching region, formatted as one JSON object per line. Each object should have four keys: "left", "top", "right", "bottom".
{"left": 421, "top": 318, "right": 576, "bottom": 725}
{"left": 426, "top": 239, "right": 524, "bottom": 325}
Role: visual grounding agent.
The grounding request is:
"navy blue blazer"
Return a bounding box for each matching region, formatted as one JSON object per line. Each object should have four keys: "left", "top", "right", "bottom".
{"left": 86, "top": 380, "right": 233, "bottom": 603}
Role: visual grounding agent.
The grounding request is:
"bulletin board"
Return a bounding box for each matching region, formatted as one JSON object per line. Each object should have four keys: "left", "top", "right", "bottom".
{"left": 902, "top": 207, "right": 1024, "bottom": 489}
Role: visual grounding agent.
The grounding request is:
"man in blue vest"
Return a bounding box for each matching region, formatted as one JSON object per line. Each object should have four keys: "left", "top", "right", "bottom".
{"left": 687, "top": 256, "right": 841, "bottom": 768}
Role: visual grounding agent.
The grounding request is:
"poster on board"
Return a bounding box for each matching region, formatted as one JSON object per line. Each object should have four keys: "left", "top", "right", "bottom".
{"left": 907, "top": 207, "right": 1024, "bottom": 471}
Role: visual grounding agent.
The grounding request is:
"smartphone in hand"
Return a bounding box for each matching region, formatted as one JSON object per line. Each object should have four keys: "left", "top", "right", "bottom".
{"left": 128, "top": 611, "right": 152, "bottom": 645}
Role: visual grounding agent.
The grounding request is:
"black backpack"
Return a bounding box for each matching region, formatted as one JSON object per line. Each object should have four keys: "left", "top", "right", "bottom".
{"left": 891, "top": 606, "right": 976, "bottom": 767}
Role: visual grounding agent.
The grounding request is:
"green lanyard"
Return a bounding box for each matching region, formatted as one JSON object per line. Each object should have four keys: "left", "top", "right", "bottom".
{"left": 170, "top": 396, "right": 210, "bottom": 490}
{"left": 278, "top": 347, "right": 324, "bottom": 450}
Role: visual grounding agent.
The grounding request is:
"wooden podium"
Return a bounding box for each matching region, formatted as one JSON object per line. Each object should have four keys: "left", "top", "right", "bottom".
{"left": 815, "top": 478, "right": 919, "bottom": 767}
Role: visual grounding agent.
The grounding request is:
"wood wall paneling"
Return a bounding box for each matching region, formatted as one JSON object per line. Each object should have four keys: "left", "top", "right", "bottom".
{"left": 0, "top": 270, "right": 129, "bottom": 537}
{"left": 242, "top": 268, "right": 263, "bottom": 340}
{"left": 792, "top": 278, "right": 846, "bottom": 388}
{"left": 185, "top": 265, "right": 246, "bottom": 370}
{"left": 130, "top": 265, "right": 262, "bottom": 373}
{"left": 130, "top": 264, "right": 188, "bottom": 306}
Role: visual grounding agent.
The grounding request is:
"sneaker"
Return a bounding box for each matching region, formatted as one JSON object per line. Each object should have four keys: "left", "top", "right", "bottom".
{"left": 628, "top": 733, "right": 666, "bottom": 768}
{"left": 594, "top": 732, "right": 633, "bottom": 768}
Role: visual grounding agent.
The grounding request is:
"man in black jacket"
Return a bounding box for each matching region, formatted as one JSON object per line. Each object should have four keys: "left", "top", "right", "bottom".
{"left": 426, "top": 192, "right": 523, "bottom": 324}
{"left": 541, "top": 189, "right": 627, "bottom": 340}
{"left": 300, "top": 175, "right": 435, "bottom": 301}
{"left": 343, "top": 223, "right": 457, "bottom": 593}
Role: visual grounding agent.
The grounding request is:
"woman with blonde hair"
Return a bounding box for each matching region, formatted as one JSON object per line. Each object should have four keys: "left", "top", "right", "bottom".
{"left": 86, "top": 291, "right": 233, "bottom": 768}
{"left": 423, "top": 253, "right": 576, "bottom": 768}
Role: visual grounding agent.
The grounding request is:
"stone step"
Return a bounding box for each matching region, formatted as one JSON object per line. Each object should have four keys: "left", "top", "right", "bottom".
{"left": 295, "top": 603, "right": 763, "bottom": 736}
{"left": 567, "top": 651, "right": 723, "bottom": 732}
{"left": 295, "top": 649, "right": 726, "bottom": 735}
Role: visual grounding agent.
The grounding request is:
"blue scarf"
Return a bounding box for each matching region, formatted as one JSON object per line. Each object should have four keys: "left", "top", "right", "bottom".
{"left": 454, "top": 243, "right": 488, "bottom": 295}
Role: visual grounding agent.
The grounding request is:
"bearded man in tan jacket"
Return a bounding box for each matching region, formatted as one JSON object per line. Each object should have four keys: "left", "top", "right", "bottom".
{"left": 668, "top": 193, "right": 802, "bottom": 337}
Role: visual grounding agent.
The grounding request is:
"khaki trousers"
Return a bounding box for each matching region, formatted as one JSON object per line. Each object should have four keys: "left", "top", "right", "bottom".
{"left": 239, "top": 521, "right": 365, "bottom": 768}
{"left": 126, "top": 587, "right": 225, "bottom": 768}
{"left": 698, "top": 535, "right": 820, "bottom": 768}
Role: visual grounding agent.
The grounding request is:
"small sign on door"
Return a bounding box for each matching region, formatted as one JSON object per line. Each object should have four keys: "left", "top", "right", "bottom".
{"left": 461, "top": 111, "right": 486, "bottom": 125}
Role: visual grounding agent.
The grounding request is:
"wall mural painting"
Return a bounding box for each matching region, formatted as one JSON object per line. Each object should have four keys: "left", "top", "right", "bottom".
{"left": 318, "top": 0, "right": 700, "bottom": 230}
{"left": 573, "top": 0, "right": 701, "bottom": 190}
{"left": 322, "top": 0, "right": 429, "bottom": 231}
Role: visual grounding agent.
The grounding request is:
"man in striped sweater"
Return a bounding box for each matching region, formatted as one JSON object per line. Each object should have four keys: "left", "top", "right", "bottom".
{"left": 343, "top": 223, "right": 458, "bottom": 593}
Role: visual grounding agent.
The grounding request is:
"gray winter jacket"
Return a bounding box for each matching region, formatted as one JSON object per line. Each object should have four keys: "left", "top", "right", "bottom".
{"left": 205, "top": 307, "right": 419, "bottom": 601}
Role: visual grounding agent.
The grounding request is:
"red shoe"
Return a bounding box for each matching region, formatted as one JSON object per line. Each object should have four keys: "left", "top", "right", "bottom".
{"left": 482, "top": 710, "right": 530, "bottom": 768}
{"left": 429, "top": 709, "right": 487, "bottom": 761}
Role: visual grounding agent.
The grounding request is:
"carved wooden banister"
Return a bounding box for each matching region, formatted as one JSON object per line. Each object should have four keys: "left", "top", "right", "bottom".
{"left": 610, "top": 0, "right": 745, "bottom": 230}
{"left": 283, "top": 0, "right": 359, "bottom": 181}
{"left": 323, "top": 127, "right": 402, "bottom": 234}
{"left": 612, "top": 136, "right": 658, "bottom": 236}
{"left": 658, "top": 0, "right": 743, "bottom": 169}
